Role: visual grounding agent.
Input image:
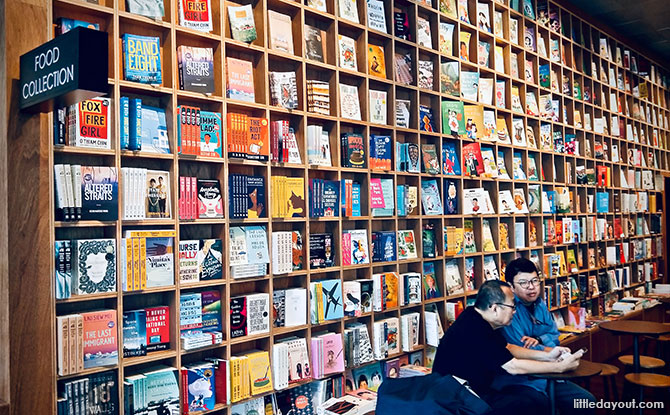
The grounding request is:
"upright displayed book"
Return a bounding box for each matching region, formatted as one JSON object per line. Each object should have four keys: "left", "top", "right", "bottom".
{"left": 123, "top": 34, "right": 162, "bottom": 84}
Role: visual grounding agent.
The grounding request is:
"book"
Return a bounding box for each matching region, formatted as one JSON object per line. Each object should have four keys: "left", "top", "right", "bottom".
{"left": 267, "top": 11, "right": 294, "bottom": 55}
{"left": 367, "top": 0, "right": 387, "bottom": 32}
{"left": 417, "top": 16, "right": 432, "bottom": 48}
{"left": 177, "top": 46, "right": 214, "bottom": 94}
{"left": 369, "top": 90, "right": 387, "bottom": 125}
{"left": 226, "top": 57, "right": 255, "bottom": 102}
{"left": 339, "top": 0, "right": 359, "bottom": 23}
{"left": 269, "top": 71, "right": 298, "bottom": 109}
{"left": 178, "top": 0, "right": 213, "bottom": 32}
{"left": 339, "top": 84, "right": 362, "bottom": 120}
{"left": 228, "top": 4, "right": 257, "bottom": 42}
{"left": 420, "top": 180, "right": 443, "bottom": 215}
{"left": 67, "top": 98, "right": 112, "bottom": 149}
{"left": 368, "top": 44, "right": 386, "bottom": 78}
{"left": 127, "top": 0, "right": 164, "bottom": 19}
{"left": 394, "top": 53, "right": 413, "bottom": 85}
{"left": 477, "top": 2, "right": 491, "bottom": 32}
{"left": 305, "top": 25, "right": 327, "bottom": 63}
{"left": 418, "top": 60, "right": 434, "bottom": 90}
{"left": 462, "top": 142, "right": 484, "bottom": 176}
{"left": 440, "top": 61, "right": 460, "bottom": 97}
{"left": 463, "top": 105, "right": 484, "bottom": 140}
{"left": 439, "top": 23, "right": 454, "bottom": 55}
{"left": 123, "top": 34, "right": 162, "bottom": 84}
{"left": 82, "top": 310, "right": 118, "bottom": 369}
{"left": 459, "top": 31, "right": 471, "bottom": 61}
{"left": 72, "top": 239, "right": 117, "bottom": 295}
{"left": 461, "top": 71, "right": 479, "bottom": 101}
{"left": 442, "top": 141, "right": 461, "bottom": 175}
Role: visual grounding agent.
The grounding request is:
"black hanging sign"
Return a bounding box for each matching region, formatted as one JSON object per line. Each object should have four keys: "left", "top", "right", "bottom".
{"left": 19, "top": 27, "right": 108, "bottom": 112}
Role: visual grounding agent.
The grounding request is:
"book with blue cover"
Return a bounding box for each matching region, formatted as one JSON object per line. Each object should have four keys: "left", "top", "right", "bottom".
{"left": 444, "top": 179, "right": 458, "bottom": 214}
{"left": 596, "top": 192, "right": 609, "bottom": 213}
{"left": 141, "top": 105, "right": 170, "bottom": 153}
{"left": 183, "top": 363, "right": 217, "bottom": 412}
{"left": 442, "top": 141, "right": 462, "bottom": 175}
{"left": 370, "top": 135, "right": 392, "bottom": 170}
{"left": 420, "top": 180, "right": 443, "bottom": 215}
{"left": 123, "top": 309, "right": 147, "bottom": 357}
{"left": 419, "top": 105, "right": 436, "bottom": 132}
{"left": 322, "top": 180, "right": 341, "bottom": 217}
{"left": 321, "top": 279, "right": 344, "bottom": 320}
{"left": 352, "top": 183, "right": 361, "bottom": 216}
{"left": 123, "top": 34, "right": 162, "bottom": 84}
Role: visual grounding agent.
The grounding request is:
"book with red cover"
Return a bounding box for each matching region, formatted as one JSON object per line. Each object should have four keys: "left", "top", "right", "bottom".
{"left": 145, "top": 306, "right": 170, "bottom": 351}
{"left": 462, "top": 142, "right": 485, "bottom": 176}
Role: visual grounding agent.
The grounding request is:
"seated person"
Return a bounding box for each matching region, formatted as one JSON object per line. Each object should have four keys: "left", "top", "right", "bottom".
{"left": 496, "top": 258, "right": 595, "bottom": 414}
{"left": 432, "top": 280, "right": 583, "bottom": 415}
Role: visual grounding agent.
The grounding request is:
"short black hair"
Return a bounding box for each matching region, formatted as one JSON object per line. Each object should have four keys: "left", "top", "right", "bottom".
{"left": 475, "top": 279, "right": 511, "bottom": 310}
{"left": 505, "top": 257, "right": 539, "bottom": 284}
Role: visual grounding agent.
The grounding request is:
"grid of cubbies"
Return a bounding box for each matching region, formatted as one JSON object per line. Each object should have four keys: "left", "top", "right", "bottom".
{"left": 50, "top": 0, "right": 670, "bottom": 412}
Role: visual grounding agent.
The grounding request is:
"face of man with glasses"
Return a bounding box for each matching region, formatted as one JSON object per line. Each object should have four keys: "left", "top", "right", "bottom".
{"left": 510, "top": 271, "right": 541, "bottom": 304}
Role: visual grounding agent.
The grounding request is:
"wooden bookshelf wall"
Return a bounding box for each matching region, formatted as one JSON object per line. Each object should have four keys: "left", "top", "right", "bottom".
{"left": 9, "top": 0, "right": 670, "bottom": 413}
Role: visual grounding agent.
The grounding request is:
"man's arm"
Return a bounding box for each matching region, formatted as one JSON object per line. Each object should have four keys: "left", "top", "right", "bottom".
{"left": 506, "top": 343, "right": 554, "bottom": 361}
{"left": 501, "top": 349, "right": 583, "bottom": 375}
{"left": 501, "top": 310, "right": 545, "bottom": 351}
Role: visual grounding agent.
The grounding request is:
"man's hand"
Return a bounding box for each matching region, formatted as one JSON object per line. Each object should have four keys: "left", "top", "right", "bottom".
{"left": 557, "top": 349, "right": 583, "bottom": 372}
{"left": 520, "top": 336, "right": 539, "bottom": 348}
{"left": 547, "top": 346, "right": 572, "bottom": 360}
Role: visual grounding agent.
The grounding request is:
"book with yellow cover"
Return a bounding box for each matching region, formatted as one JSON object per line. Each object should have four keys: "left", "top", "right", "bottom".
{"left": 463, "top": 105, "right": 484, "bottom": 140}
{"left": 247, "top": 350, "right": 273, "bottom": 395}
{"left": 368, "top": 44, "right": 386, "bottom": 78}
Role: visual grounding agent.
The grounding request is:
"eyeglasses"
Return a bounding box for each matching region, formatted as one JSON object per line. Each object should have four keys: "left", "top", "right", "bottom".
{"left": 516, "top": 278, "right": 541, "bottom": 289}
{"left": 495, "top": 303, "right": 517, "bottom": 311}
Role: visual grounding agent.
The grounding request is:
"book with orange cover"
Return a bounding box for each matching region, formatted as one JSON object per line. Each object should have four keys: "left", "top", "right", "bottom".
{"left": 226, "top": 57, "right": 255, "bottom": 102}
{"left": 368, "top": 44, "right": 387, "bottom": 78}
{"left": 247, "top": 117, "right": 269, "bottom": 161}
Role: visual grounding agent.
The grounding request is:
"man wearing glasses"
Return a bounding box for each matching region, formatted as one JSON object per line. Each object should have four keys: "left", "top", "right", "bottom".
{"left": 494, "top": 257, "right": 595, "bottom": 414}
{"left": 432, "top": 279, "right": 584, "bottom": 415}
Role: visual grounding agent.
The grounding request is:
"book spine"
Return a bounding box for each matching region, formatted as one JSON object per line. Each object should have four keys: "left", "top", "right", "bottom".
{"left": 129, "top": 98, "right": 142, "bottom": 151}
{"left": 70, "top": 165, "right": 82, "bottom": 220}
{"left": 195, "top": 108, "right": 202, "bottom": 156}
{"left": 56, "top": 316, "right": 69, "bottom": 376}
{"left": 191, "top": 176, "right": 197, "bottom": 219}
{"left": 62, "top": 164, "right": 74, "bottom": 221}
{"left": 139, "top": 237, "right": 147, "bottom": 290}
{"left": 181, "top": 369, "right": 190, "bottom": 415}
{"left": 120, "top": 96, "right": 129, "bottom": 150}
{"left": 68, "top": 315, "right": 77, "bottom": 375}
{"left": 53, "top": 165, "right": 68, "bottom": 221}
{"left": 178, "top": 47, "right": 185, "bottom": 91}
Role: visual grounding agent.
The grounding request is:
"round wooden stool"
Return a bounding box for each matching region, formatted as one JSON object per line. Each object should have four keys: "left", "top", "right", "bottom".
{"left": 618, "top": 355, "right": 665, "bottom": 370}
{"left": 624, "top": 374, "right": 670, "bottom": 415}
{"left": 597, "top": 363, "right": 620, "bottom": 402}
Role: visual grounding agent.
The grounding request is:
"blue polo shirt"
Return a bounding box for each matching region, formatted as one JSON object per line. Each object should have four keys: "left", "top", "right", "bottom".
{"left": 492, "top": 296, "right": 560, "bottom": 393}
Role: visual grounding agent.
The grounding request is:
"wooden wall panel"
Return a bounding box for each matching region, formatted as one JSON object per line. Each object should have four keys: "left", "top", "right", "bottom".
{"left": 5, "top": 1, "right": 53, "bottom": 414}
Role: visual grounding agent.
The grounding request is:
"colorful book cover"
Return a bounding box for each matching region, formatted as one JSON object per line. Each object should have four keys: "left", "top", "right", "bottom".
{"left": 146, "top": 306, "right": 170, "bottom": 351}
{"left": 226, "top": 57, "right": 255, "bottom": 102}
{"left": 228, "top": 4, "right": 257, "bottom": 42}
{"left": 199, "top": 111, "right": 222, "bottom": 157}
{"left": 178, "top": 0, "right": 213, "bottom": 32}
{"left": 440, "top": 61, "right": 459, "bottom": 97}
{"left": 183, "top": 363, "right": 216, "bottom": 412}
{"left": 82, "top": 310, "right": 118, "bottom": 369}
{"left": 178, "top": 45, "right": 214, "bottom": 94}
{"left": 460, "top": 71, "right": 479, "bottom": 101}
{"left": 368, "top": 44, "right": 387, "bottom": 78}
{"left": 123, "top": 34, "right": 162, "bottom": 84}
{"left": 123, "top": 310, "right": 147, "bottom": 357}
{"left": 463, "top": 105, "right": 484, "bottom": 140}
{"left": 420, "top": 180, "right": 443, "bottom": 215}
{"left": 80, "top": 166, "right": 118, "bottom": 221}
{"left": 442, "top": 141, "right": 461, "bottom": 175}
{"left": 441, "top": 100, "right": 466, "bottom": 136}
{"left": 422, "top": 262, "right": 440, "bottom": 299}
{"left": 197, "top": 179, "right": 223, "bottom": 219}
{"left": 462, "top": 142, "right": 485, "bottom": 176}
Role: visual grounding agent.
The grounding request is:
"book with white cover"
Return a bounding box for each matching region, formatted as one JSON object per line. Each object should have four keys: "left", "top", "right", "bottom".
{"left": 498, "top": 190, "right": 515, "bottom": 214}
{"left": 463, "top": 187, "right": 495, "bottom": 215}
{"left": 513, "top": 188, "right": 529, "bottom": 213}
